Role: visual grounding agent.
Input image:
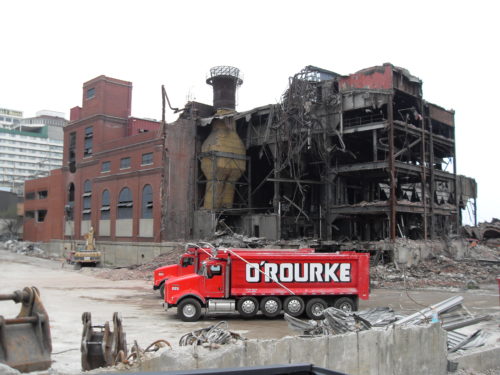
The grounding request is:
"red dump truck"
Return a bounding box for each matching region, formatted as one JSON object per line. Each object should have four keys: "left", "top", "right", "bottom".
{"left": 153, "top": 247, "right": 314, "bottom": 298}
{"left": 163, "top": 249, "right": 370, "bottom": 321}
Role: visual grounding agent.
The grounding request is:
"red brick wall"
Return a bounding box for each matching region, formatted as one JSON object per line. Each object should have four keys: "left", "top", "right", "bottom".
{"left": 29, "top": 75, "right": 166, "bottom": 243}
{"left": 81, "top": 76, "right": 132, "bottom": 119}
{"left": 23, "top": 169, "right": 65, "bottom": 242}
{"left": 128, "top": 117, "right": 161, "bottom": 136}
{"left": 339, "top": 64, "right": 393, "bottom": 91}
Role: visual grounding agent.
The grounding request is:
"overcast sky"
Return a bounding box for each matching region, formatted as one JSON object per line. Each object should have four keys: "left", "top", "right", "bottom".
{"left": 2, "top": 0, "right": 498, "bottom": 224}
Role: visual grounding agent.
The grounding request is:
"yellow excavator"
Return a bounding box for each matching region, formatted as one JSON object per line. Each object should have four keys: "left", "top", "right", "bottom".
{"left": 70, "top": 227, "right": 102, "bottom": 269}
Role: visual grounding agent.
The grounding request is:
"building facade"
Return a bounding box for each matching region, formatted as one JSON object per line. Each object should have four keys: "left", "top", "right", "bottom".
{"left": 0, "top": 108, "right": 23, "bottom": 129}
{"left": 24, "top": 76, "right": 164, "bottom": 243}
{"left": 0, "top": 109, "right": 65, "bottom": 193}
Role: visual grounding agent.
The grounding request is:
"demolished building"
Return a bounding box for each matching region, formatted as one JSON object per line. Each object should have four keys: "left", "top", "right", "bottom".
{"left": 184, "top": 63, "right": 477, "bottom": 245}
{"left": 23, "top": 63, "right": 477, "bottom": 258}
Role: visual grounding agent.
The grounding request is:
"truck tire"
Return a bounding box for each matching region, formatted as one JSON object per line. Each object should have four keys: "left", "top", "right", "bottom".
{"left": 260, "top": 297, "right": 282, "bottom": 318}
{"left": 283, "top": 296, "right": 305, "bottom": 317}
{"left": 159, "top": 282, "right": 165, "bottom": 299}
{"left": 237, "top": 297, "right": 259, "bottom": 318}
{"left": 333, "top": 297, "right": 356, "bottom": 312}
{"left": 178, "top": 298, "right": 202, "bottom": 322}
{"left": 306, "top": 298, "right": 327, "bottom": 320}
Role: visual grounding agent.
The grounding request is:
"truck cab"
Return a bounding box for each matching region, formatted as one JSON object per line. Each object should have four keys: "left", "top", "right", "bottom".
{"left": 164, "top": 259, "right": 228, "bottom": 321}
{"left": 153, "top": 252, "right": 199, "bottom": 298}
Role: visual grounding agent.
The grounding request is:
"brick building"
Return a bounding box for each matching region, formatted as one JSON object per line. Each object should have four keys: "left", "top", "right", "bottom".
{"left": 24, "top": 76, "right": 164, "bottom": 243}
{"left": 23, "top": 65, "right": 477, "bottom": 264}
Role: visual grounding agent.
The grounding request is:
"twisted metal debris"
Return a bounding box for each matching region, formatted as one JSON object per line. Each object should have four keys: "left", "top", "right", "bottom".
{"left": 285, "top": 307, "right": 400, "bottom": 335}
{"left": 179, "top": 321, "right": 245, "bottom": 347}
{"left": 285, "top": 297, "right": 490, "bottom": 353}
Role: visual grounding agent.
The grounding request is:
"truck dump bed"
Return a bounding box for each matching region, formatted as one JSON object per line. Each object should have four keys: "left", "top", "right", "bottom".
{"left": 229, "top": 252, "right": 369, "bottom": 299}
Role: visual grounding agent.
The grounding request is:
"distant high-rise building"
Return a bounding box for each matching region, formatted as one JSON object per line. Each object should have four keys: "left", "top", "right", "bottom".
{"left": 0, "top": 108, "right": 67, "bottom": 193}
{"left": 0, "top": 108, "right": 23, "bottom": 130}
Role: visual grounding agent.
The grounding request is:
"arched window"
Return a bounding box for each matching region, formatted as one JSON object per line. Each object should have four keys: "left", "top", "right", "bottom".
{"left": 82, "top": 180, "right": 92, "bottom": 220}
{"left": 141, "top": 185, "right": 153, "bottom": 219}
{"left": 117, "top": 187, "right": 133, "bottom": 219}
{"left": 101, "top": 190, "right": 110, "bottom": 220}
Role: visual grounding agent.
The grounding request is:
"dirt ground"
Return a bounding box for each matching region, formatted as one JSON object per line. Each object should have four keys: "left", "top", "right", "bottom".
{"left": 0, "top": 248, "right": 499, "bottom": 374}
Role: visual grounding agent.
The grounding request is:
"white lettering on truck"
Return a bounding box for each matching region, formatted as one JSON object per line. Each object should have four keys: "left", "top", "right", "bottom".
{"left": 245, "top": 262, "right": 352, "bottom": 283}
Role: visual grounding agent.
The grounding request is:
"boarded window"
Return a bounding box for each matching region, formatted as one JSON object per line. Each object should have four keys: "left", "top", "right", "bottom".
{"left": 101, "top": 190, "right": 110, "bottom": 220}
{"left": 117, "top": 187, "right": 133, "bottom": 219}
{"left": 141, "top": 184, "right": 153, "bottom": 219}
{"left": 25, "top": 211, "right": 35, "bottom": 219}
{"left": 25, "top": 192, "right": 35, "bottom": 200}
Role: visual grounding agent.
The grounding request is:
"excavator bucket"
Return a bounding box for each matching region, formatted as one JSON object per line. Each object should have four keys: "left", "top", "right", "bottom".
{"left": 0, "top": 287, "right": 52, "bottom": 372}
{"left": 81, "top": 312, "right": 127, "bottom": 371}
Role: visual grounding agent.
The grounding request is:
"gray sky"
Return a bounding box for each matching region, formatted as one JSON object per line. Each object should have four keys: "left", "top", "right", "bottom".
{"left": 2, "top": 0, "right": 498, "bottom": 223}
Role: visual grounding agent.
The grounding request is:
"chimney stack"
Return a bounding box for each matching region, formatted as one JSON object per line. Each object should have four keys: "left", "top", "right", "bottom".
{"left": 206, "top": 66, "right": 243, "bottom": 111}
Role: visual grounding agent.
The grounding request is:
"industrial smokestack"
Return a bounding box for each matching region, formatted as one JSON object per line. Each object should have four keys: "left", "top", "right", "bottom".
{"left": 206, "top": 66, "right": 243, "bottom": 111}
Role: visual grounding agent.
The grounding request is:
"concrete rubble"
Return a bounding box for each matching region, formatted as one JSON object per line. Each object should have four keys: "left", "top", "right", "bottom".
{"left": 372, "top": 240, "right": 499, "bottom": 289}
{"left": 463, "top": 218, "right": 500, "bottom": 244}
{"left": 2, "top": 240, "right": 45, "bottom": 257}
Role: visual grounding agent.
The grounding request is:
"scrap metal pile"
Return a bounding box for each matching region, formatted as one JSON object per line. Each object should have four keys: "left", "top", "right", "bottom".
{"left": 285, "top": 296, "right": 491, "bottom": 353}
{"left": 179, "top": 321, "right": 246, "bottom": 348}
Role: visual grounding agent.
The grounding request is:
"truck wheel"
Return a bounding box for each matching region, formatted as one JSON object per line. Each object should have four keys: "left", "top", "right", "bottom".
{"left": 237, "top": 297, "right": 259, "bottom": 318}
{"left": 333, "top": 297, "right": 356, "bottom": 312}
{"left": 159, "top": 282, "right": 165, "bottom": 299}
{"left": 178, "top": 298, "right": 202, "bottom": 322}
{"left": 306, "top": 298, "right": 327, "bottom": 320}
{"left": 283, "top": 296, "right": 305, "bottom": 317}
{"left": 260, "top": 297, "right": 282, "bottom": 318}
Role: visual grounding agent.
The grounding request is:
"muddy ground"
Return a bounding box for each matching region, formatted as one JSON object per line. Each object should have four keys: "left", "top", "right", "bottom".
{"left": 0, "top": 248, "right": 499, "bottom": 374}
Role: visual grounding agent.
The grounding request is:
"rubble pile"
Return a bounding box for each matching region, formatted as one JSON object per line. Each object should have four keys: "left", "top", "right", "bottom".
{"left": 211, "top": 232, "right": 273, "bottom": 248}
{"left": 87, "top": 246, "right": 186, "bottom": 281}
{"left": 1, "top": 240, "right": 45, "bottom": 256}
{"left": 463, "top": 218, "right": 500, "bottom": 245}
{"left": 372, "top": 247, "right": 499, "bottom": 289}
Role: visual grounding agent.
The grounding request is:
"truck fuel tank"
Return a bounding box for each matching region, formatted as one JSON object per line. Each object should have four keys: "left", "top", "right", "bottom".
{"left": 208, "top": 299, "right": 236, "bottom": 312}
